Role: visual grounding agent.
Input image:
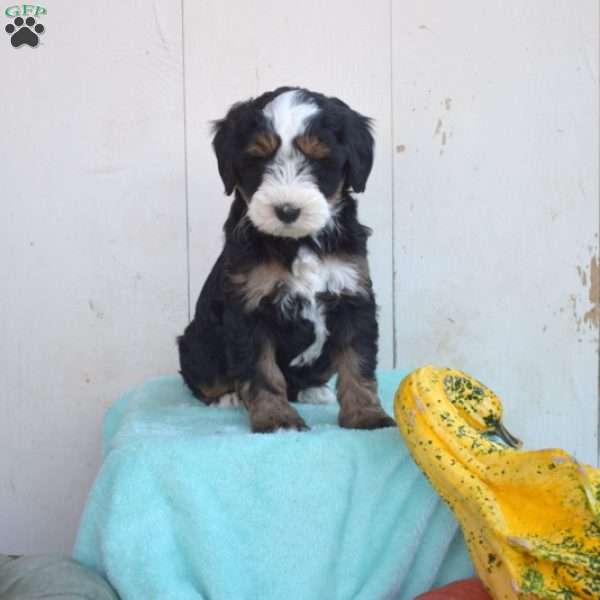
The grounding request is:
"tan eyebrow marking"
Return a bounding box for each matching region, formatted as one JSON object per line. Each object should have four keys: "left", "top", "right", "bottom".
{"left": 245, "top": 132, "right": 280, "bottom": 157}
{"left": 295, "top": 135, "right": 331, "bottom": 159}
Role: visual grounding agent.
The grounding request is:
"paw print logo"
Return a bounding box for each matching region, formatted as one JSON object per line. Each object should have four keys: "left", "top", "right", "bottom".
{"left": 5, "top": 16, "right": 45, "bottom": 48}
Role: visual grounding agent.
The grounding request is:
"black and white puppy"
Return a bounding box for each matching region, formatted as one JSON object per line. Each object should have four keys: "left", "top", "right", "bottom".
{"left": 178, "top": 86, "right": 395, "bottom": 433}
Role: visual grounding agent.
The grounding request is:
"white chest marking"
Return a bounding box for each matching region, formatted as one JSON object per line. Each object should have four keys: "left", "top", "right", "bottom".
{"left": 286, "top": 248, "right": 365, "bottom": 367}
{"left": 297, "top": 386, "right": 336, "bottom": 404}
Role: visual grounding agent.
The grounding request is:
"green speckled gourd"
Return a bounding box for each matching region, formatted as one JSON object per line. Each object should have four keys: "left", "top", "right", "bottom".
{"left": 394, "top": 366, "right": 600, "bottom": 600}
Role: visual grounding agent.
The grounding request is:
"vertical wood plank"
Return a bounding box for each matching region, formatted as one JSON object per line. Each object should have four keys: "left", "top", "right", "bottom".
{"left": 183, "top": 0, "right": 395, "bottom": 368}
{"left": 0, "top": 0, "right": 187, "bottom": 552}
{"left": 391, "top": 0, "right": 599, "bottom": 464}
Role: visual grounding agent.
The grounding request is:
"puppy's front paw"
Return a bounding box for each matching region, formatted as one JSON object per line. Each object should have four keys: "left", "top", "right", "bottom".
{"left": 250, "top": 404, "right": 309, "bottom": 433}
{"left": 338, "top": 405, "right": 396, "bottom": 430}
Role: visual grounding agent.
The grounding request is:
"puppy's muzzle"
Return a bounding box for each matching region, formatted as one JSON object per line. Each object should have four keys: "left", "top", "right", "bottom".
{"left": 275, "top": 203, "right": 301, "bottom": 224}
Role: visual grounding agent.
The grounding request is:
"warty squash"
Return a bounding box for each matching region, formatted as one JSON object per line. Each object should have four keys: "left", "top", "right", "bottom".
{"left": 394, "top": 366, "right": 600, "bottom": 600}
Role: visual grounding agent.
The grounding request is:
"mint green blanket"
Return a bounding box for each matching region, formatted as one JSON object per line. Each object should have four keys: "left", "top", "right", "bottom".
{"left": 74, "top": 370, "right": 473, "bottom": 599}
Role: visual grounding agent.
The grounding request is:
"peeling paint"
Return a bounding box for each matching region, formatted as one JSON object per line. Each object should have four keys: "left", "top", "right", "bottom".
{"left": 569, "top": 254, "right": 599, "bottom": 334}
{"left": 583, "top": 255, "right": 599, "bottom": 329}
{"left": 569, "top": 294, "right": 582, "bottom": 331}
{"left": 434, "top": 104, "right": 452, "bottom": 152}
{"left": 88, "top": 300, "right": 105, "bottom": 320}
{"left": 152, "top": 0, "right": 169, "bottom": 50}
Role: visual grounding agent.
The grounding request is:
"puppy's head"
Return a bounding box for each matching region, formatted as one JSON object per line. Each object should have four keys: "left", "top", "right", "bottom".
{"left": 212, "top": 87, "right": 374, "bottom": 239}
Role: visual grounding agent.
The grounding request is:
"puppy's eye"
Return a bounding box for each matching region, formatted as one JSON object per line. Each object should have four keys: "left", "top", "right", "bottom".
{"left": 295, "top": 135, "right": 331, "bottom": 160}
{"left": 245, "top": 132, "right": 280, "bottom": 158}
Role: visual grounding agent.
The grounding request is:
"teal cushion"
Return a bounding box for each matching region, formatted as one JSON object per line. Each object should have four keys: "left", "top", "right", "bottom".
{"left": 0, "top": 554, "right": 118, "bottom": 599}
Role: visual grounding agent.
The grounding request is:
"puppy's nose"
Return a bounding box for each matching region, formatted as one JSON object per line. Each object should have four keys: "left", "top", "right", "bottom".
{"left": 275, "top": 203, "right": 301, "bottom": 224}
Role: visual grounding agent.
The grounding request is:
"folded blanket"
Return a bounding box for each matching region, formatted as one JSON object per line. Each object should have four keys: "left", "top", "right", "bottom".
{"left": 74, "top": 370, "right": 473, "bottom": 600}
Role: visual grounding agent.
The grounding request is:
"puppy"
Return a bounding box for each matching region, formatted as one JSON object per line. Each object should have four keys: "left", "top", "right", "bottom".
{"left": 178, "top": 87, "right": 395, "bottom": 433}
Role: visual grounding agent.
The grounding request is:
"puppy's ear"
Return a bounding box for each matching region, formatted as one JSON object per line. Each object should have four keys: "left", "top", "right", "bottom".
{"left": 338, "top": 104, "right": 374, "bottom": 193}
{"left": 212, "top": 110, "right": 238, "bottom": 196}
{"left": 212, "top": 100, "right": 266, "bottom": 196}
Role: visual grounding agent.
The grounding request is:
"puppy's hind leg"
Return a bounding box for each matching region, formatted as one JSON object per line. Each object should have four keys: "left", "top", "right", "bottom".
{"left": 178, "top": 320, "right": 235, "bottom": 406}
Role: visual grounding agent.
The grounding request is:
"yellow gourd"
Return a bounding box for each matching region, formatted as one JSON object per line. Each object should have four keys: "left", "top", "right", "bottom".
{"left": 394, "top": 366, "right": 600, "bottom": 599}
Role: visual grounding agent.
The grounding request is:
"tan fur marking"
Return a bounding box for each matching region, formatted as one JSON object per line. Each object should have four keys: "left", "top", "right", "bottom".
{"left": 246, "top": 132, "right": 280, "bottom": 157}
{"left": 231, "top": 253, "right": 368, "bottom": 312}
{"left": 334, "top": 347, "right": 394, "bottom": 429}
{"left": 237, "top": 341, "right": 287, "bottom": 410}
{"left": 257, "top": 342, "right": 287, "bottom": 396}
{"left": 238, "top": 341, "right": 307, "bottom": 432}
{"left": 295, "top": 135, "right": 331, "bottom": 159}
{"left": 198, "top": 380, "right": 235, "bottom": 399}
{"left": 335, "top": 348, "right": 379, "bottom": 410}
{"left": 230, "top": 262, "right": 288, "bottom": 311}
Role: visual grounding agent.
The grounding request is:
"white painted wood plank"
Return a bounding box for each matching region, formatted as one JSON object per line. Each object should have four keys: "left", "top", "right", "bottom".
{"left": 0, "top": 0, "right": 187, "bottom": 552}
{"left": 392, "top": 0, "right": 599, "bottom": 464}
{"left": 183, "top": 0, "right": 394, "bottom": 367}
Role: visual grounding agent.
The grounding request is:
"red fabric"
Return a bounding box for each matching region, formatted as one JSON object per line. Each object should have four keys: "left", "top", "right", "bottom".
{"left": 416, "top": 578, "right": 492, "bottom": 600}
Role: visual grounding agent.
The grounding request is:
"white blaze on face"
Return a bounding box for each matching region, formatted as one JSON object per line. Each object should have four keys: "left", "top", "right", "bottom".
{"left": 247, "top": 90, "right": 331, "bottom": 238}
